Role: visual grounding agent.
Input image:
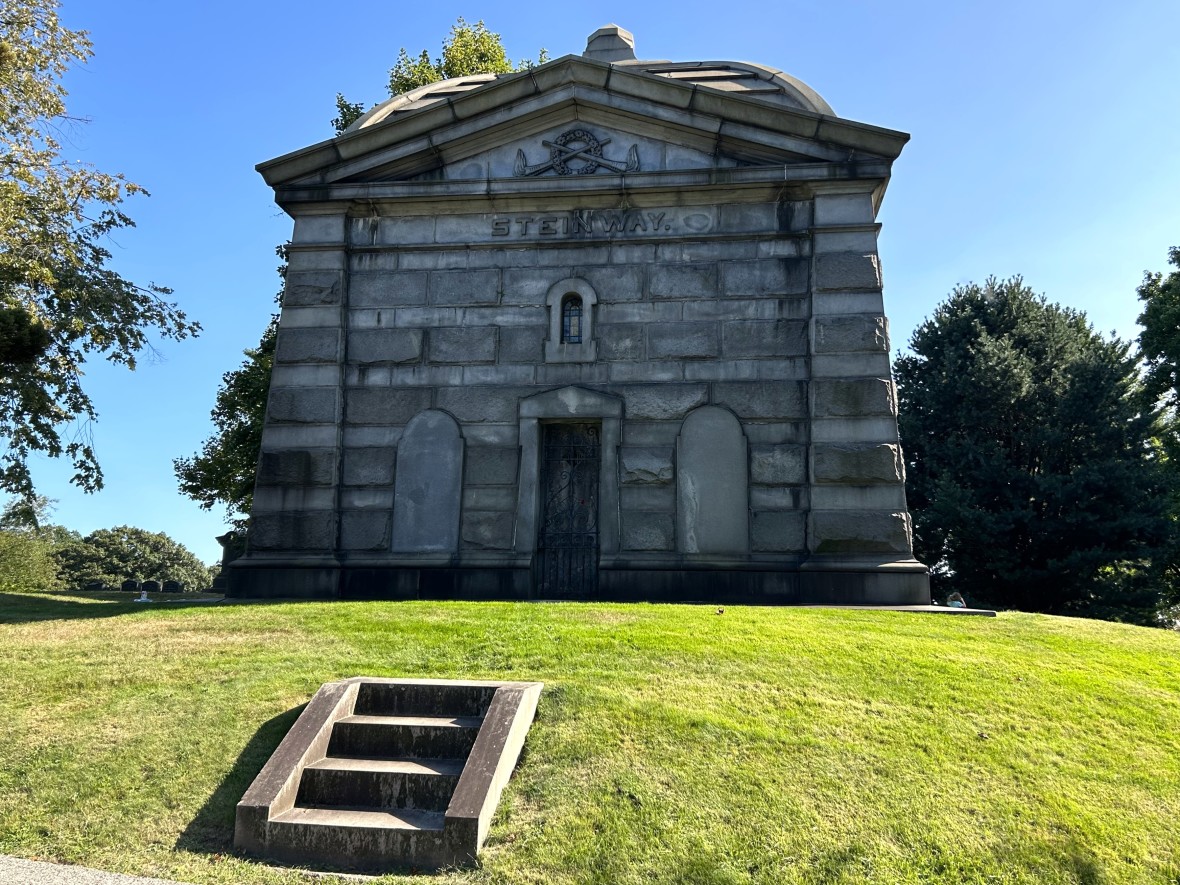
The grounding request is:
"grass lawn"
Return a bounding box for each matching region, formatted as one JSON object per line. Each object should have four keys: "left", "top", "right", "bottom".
{"left": 0, "top": 592, "right": 1178, "bottom": 884}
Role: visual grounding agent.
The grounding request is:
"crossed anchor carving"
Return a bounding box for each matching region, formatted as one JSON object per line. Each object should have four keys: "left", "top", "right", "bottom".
{"left": 514, "top": 128, "right": 640, "bottom": 177}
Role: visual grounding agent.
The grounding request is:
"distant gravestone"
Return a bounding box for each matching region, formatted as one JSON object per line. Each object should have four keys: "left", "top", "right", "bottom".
{"left": 120, "top": 579, "right": 139, "bottom": 593}
{"left": 141, "top": 580, "right": 161, "bottom": 594}
{"left": 83, "top": 581, "right": 104, "bottom": 592}
{"left": 162, "top": 580, "right": 182, "bottom": 593}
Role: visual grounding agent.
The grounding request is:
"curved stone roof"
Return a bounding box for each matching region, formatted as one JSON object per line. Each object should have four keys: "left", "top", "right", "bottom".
{"left": 346, "top": 27, "right": 833, "bottom": 134}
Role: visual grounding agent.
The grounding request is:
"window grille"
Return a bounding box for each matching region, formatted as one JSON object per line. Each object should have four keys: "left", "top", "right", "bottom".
{"left": 561, "top": 296, "right": 583, "bottom": 344}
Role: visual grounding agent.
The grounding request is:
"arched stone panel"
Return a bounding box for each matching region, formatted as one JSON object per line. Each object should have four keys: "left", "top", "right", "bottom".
{"left": 391, "top": 409, "right": 464, "bottom": 552}
{"left": 676, "top": 406, "right": 749, "bottom": 554}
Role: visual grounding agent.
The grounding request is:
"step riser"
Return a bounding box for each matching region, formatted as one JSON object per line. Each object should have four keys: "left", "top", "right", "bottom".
{"left": 264, "top": 821, "right": 462, "bottom": 872}
{"left": 328, "top": 721, "right": 479, "bottom": 759}
{"left": 298, "top": 768, "right": 460, "bottom": 813}
{"left": 355, "top": 683, "right": 496, "bottom": 717}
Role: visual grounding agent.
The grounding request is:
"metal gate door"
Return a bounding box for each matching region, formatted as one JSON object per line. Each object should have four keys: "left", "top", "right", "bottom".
{"left": 536, "top": 423, "right": 600, "bottom": 598}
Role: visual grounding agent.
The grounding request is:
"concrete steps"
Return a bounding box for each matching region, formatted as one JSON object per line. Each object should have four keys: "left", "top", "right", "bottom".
{"left": 236, "top": 678, "right": 542, "bottom": 872}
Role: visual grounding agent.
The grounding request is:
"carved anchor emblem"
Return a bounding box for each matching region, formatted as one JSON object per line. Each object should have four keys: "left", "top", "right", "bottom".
{"left": 514, "top": 128, "right": 640, "bottom": 176}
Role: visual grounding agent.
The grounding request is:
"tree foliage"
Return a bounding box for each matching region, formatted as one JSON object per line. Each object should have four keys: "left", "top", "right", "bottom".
{"left": 333, "top": 18, "right": 547, "bottom": 134}
{"left": 54, "top": 525, "right": 211, "bottom": 591}
{"left": 0, "top": 496, "right": 60, "bottom": 592}
{"left": 0, "top": 0, "right": 200, "bottom": 504}
{"left": 895, "top": 277, "right": 1170, "bottom": 620}
{"left": 1137, "top": 246, "right": 1180, "bottom": 416}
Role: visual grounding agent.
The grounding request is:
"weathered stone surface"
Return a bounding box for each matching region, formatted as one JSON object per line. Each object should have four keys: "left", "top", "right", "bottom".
{"left": 647, "top": 323, "right": 719, "bottom": 360}
{"left": 677, "top": 406, "right": 748, "bottom": 554}
{"left": 429, "top": 269, "right": 500, "bottom": 304}
{"left": 465, "top": 446, "right": 519, "bottom": 485}
{"left": 723, "top": 320, "right": 807, "bottom": 358}
{"left": 461, "top": 510, "right": 514, "bottom": 550}
{"left": 339, "top": 511, "right": 390, "bottom": 550}
{"left": 622, "top": 511, "right": 675, "bottom": 551}
{"left": 349, "top": 329, "right": 423, "bottom": 364}
{"left": 810, "top": 484, "right": 907, "bottom": 510}
{"left": 392, "top": 410, "right": 463, "bottom": 552}
{"left": 346, "top": 388, "right": 433, "bottom": 425}
{"left": 713, "top": 381, "right": 806, "bottom": 419}
{"left": 750, "top": 445, "right": 806, "bottom": 485}
{"left": 350, "top": 271, "right": 427, "bottom": 307}
{"left": 720, "top": 258, "right": 807, "bottom": 296}
{"left": 619, "top": 447, "right": 674, "bottom": 484}
{"left": 649, "top": 263, "right": 718, "bottom": 298}
{"left": 813, "top": 443, "right": 903, "bottom": 484}
{"left": 430, "top": 327, "right": 497, "bottom": 363}
{"left": 620, "top": 484, "right": 675, "bottom": 512}
{"left": 285, "top": 271, "right": 342, "bottom": 306}
{"left": 275, "top": 328, "right": 340, "bottom": 364}
{"left": 499, "top": 327, "right": 543, "bottom": 362}
{"left": 437, "top": 386, "right": 527, "bottom": 422}
{"left": 750, "top": 486, "right": 804, "bottom": 510}
{"left": 814, "top": 316, "right": 888, "bottom": 353}
{"left": 812, "top": 379, "right": 897, "bottom": 418}
{"left": 342, "top": 447, "right": 396, "bottom": 486}
{"left": 268, "top": 388, "right": 337, "bottom": 424}
{"left": 751, "top": 511, "right": 806, "bottom": 552}
{"left": 249, "top": 512, "right": 336, "bottom": 552}
{"left": 257, "top": 450, "right": 335, "bottom": 486}
{"left": 813, "top": 193, "right": 875, "bottom": 226}
{"left": 622, "top": 384, "right": 708, "bottom": 420}
{"left": 810, "top": 511, "right": 912, "bottom": 554}
{"left": 814, "top": 252, "right": 881, "bottom": 291}
{"left": 598, "top": 323, "right": 644, "bottom": 360}
{"left": 463, "top": 486, "right": 516, "bottom": 510}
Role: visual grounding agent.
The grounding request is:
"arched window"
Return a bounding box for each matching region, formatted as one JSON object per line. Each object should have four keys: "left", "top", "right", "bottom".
{"left": 544, "top": 278, "right": 597, "bottom": 363}
{"left": 561, "top": 295, "right": 584, "bottom": 344}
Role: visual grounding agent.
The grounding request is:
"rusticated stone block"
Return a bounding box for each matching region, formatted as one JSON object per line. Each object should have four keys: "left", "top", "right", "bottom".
{"left": 350, "top": 271, "right": 428, "bottom": 307}
{"left": 810, "top": 511, "right": 912, "bottom": 555}
{"left": 249, "top": 512, "right": 336, "bottom": 551}
{"left": 339, "top": 511, "right": 390, "bottom": 550}
{"left": 812, "top": 379, "right": 897, "bottom": 418}
{"left": 284, "top": 271, "right": 341, "bottom": 306}
{"left": 720, "top": 258, "right": 807, "bottom": 296}
{"left": 723, "top": 320, "right": 808, "bottom": 358}
{"left": 461, "top": 511, "right": 514, "bottom": 550}
{"left": 428, "top": 269, "right": 499, "bottom": 305}
{"left": 430, "top": 327, "right": 497, "bottom": 364}
{"left": 814, "top": 316, "right": 889, "bottom": 353}
{"left": 750, "top": 445, "right": 806, "bottom": 485}
{"left": 814, "top": 252, "right": 881, "bottom": 291}
{"left": 621, "top": 512, "right": 675, "bottom": 551}
{"left": 751, "top": 511, "right": 806, "bottom": 552}
{"left": 257, "top": 450, "right": 335, "bottom": 486}
{"left": 342, "top": 447, "right": 396, "bottom": 486}
{"left": 649, "top": 263, "right": 718, "bottom": 298}
{"left": 268, "top": 388, "right": 337, "bottom": 424}
{"left": 713, "top": 381, "right": 806, "bottom": 419}
{"left": 622, "top": 384, "right": 708, "bottom": 420}
{"left": 813, "top": 443, "right": 903, "bottom": 484}
{"left": 275, "top": 328, "right": 340, "bottom": 364}
{"left": 619, "top": 447, "right": 674, "bottom": 484}
{"left": 647, "top": 323, "right": 719, "bottom": 360}
{"left": 499, "top": 327, "right": 543, "bottom": 362}
{"left": 437, "top": 386, "right": 530, "bottom": 423}
{"left": 346, "top": 388, "right": 432, "bottom": 425}
{"left": 598, "top": 324, "right": 644, "bottom": 361}
{"left": 465, "top": 446, "right": 519, "bottom": 485}
{"left": 349, "top": 329, "right": 423, "bottom": 365}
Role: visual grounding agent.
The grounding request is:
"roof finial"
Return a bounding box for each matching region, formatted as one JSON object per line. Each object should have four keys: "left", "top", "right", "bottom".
{"left": 584, "top": 25, "right": 636, "bottom": 63}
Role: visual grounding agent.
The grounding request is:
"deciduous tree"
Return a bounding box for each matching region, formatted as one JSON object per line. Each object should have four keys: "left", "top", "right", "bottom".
{"left": 895, "top": 277, "right": 1170, "bottom": 621}
{"left": 0, "top": 1, "right": 200, "bottom": 504}
{"left": 54, "top": 525, "right": 211, "bottom": 591}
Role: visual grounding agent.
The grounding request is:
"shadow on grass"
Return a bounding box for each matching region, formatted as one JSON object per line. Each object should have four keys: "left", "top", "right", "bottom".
{"left": 176, "top": 704, "right": 306, "bottom": 856}
{"left": 0, "top": 591, "right": 191, "bottom": 624}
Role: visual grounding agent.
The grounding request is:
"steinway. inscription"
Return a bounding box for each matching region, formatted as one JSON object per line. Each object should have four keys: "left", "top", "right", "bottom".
{"left": 491, "top": 210, "right": 673, "bottom": 237}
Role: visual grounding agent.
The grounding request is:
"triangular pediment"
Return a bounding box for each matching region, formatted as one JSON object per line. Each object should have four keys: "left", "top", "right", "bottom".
{"left": 258, "top": 55, "right": 908, "bottom": 191}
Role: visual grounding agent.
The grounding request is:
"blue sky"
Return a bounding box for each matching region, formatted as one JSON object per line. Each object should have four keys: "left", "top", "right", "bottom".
{"left": 25, "top": 0, "right": 1180, "bottom": 563}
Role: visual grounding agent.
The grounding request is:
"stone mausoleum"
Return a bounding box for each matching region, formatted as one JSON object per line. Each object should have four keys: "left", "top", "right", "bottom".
{"left": 228, "top": 26, "right": 930, "bottom": 603}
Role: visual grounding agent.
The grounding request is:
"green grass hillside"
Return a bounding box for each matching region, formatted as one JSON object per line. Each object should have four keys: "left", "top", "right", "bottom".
{"left": 0, "top": 593, "right": 1178, "bottom": 884}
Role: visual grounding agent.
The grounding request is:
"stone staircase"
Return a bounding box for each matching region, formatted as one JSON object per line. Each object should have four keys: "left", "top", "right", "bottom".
{"left": 235, "top": 678, "right": 543, "bottom": 872}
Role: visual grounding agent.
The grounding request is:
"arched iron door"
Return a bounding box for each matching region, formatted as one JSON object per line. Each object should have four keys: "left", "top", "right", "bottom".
{"left": 536, "top": 422, "right": 600, "bottom": 598}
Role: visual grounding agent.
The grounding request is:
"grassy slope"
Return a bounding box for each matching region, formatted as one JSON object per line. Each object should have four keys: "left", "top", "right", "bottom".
{"left": 0, "top": 593, "right": 1178, "bottom": 885}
